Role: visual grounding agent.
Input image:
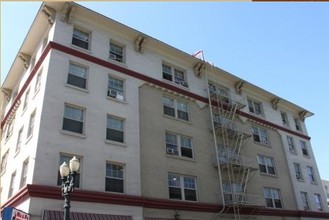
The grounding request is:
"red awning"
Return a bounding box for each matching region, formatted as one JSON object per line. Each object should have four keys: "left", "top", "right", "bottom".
{"left": 43, "top": 210, "right": 133, "bottom": 220}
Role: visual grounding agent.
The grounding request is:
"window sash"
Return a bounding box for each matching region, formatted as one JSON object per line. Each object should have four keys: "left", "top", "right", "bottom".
{"left": 301, "top": 192, "right": 310, "bottom": 210}
{"left": 72, "top": 29, "right": 89, "bottom": 49}
{"left": 0, "top": 151, "right": 9, "bottom": 173}
{"left": 314, "top": 194, "right": 322, "bottom": 211}
{"left": 109, "top": 43, "right": 124, "bottom": 62}
{"left": 8, "top": 172, "right": 16, "bottom": 198}
{"left": 168, "top": 174, "right": 197, "bottom": 201}
{"left": 307, "top": 167, "right": 315, "bottom": 182}
{"left": 264, "top": 188, "right": 282, "bottom": 208}
{"left": 108, "top": 76, "right": 124, "bottom": 96}
{"left": 20, "top": 160, "right": 29, "bottom": 188}
{"left": 27, "top": 113, "right": 35, "bottom": 137}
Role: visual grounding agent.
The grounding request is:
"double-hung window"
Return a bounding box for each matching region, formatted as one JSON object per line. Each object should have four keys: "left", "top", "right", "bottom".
{"left": 300, "top": 141, "right": 309, "bottom": 156}
{"left": 0, "top": 150, "right": 9, "bottom": 175}
{"left": 27, "top": 111, "right": 36, "bottom": 138}
{"left": 222, "top": 182, "right": 244, "bottom": 204}
{"left": 280, "top": 111, "right": 289, "bottom": 127}
{"left": 162, "top": 63, "right": 188, "bottom": 87}
{"left": 257, "top": 155, "right": 276, "bottom": 175}
{"left": 300, "top": 192, "right": 310, "bottom": 210}
{"left": 105, "top": 163, "right": 124, "bottom": 193}
{"left": 67, "top": 63, "right": 87, "bottom": 89}
{"left": 168, "top": 173, "right": 197, "bottom": 201}
{"left": 16, "top": 127, "right": 24, "bottom": 153}
{"left": 165, "top": 132, "right": 193, "bottom": 158}
{"left": 251, "top": 126, "right": 269, "bottom": 145}
{"left": 294, "top": 163, "right": 303, "bottom": 181}
{"left": 109, "top": 41, "right": 124, "bottom": 63}
{"left": 57, "top": 154, "right": 81, "bottom": 187}
{"left": 314, "top": 194, "right": 323, "bottom": 211}
{"left": 20, "top": 159, "right": 29, "bottom": 188}
{"left": 62, "top": 105, "right": 84, "bottom": 134}
{"left": 72, "top": 28, "right": 90, "bottom": 50}
{"left": 23, "top": 88, "right": 30, "bottom": 110}
{"left": 263, "top": 188, "right": 282, "bottom": 208}
{"left": 307, "top": 166, "right": 316, "bottom": 183}
{"left": 106, "top": 115, "right": 124, "bottom": 143}
{"left": 6, "top": 117, "right": 15, "bottom": 139}
{"left": 34, "top": 69, "right": 42, "bottom": 94}
{"left": 107, "top": 76, "right": 124, "bottom": 101}
{"left": 248, "top": 99, "right": 263, "bottom": 116}
{"left": 294, "top": 117, "right": 302, "bottom": 132}
{"left": 287, "top": 136, "right": 296, "bottom": 153}
{"left": 163, "top": 96, "right": 189, "bottom": 121}
{"left": 8, "top": 171, "right": 16, "bottom": 198}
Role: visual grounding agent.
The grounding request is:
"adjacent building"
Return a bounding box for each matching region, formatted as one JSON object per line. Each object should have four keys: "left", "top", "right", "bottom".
{"left": 1, "top": 2, "right": 328, "bottom": 220}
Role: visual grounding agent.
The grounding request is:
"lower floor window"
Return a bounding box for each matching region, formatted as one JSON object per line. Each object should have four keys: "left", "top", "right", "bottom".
{"left": 168, "top": 173, "right": 197, "bottom": 201}
{"left": 57, "top": 154, "right": 81, "bottom": 188}
{"left": 263, "top": 187, "right": 282, "bottom": 208}
{"left": 106, "top": 163, "right": 124, "bottom": 193}
{"left": 314, "top": 193, "right": 323, "bottom": 211}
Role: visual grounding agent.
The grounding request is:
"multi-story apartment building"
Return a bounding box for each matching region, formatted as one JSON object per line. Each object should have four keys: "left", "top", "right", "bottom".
{"left": 1, "top": 2, "right": 328, "bottom": 220}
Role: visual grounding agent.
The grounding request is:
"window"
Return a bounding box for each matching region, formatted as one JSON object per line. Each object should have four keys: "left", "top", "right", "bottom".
{"left": 27, "top": 111, "right": 36, "bottom": 138}
{"left": 57, "top": 154, "right": 80, "bottom": 187}
{"left": 294, "top": 117, "right": 302, "bottom": 132}
{"left": 222, "top": 182, "right": 244, "bottom": 204}
{"left": 109, "top": 41, "right": 124, "bottom": 63}
{"left": 263, "top": 188, "right": 282, "bottom": 208}
{"left": 105, "top": 162, "right": 124, "bottom": 193}
{"left": 0, "top": 150, "right": 9, "bottom": 175}
{"left": 163, "top": 96, "right": 189, "bottom": 121}
{"left": 287, "top": 136, "right": 296, "bottom": 153}
{"left": 20, "top": 159, "right": 29, "bottom": 188}
{"left": 72, "top": 28, "right": 90, "bottom": 50}
{"left": 300, "top": 141, "right": 309, "bottom": 156}
{"left": 8, "top": 171, "right": 16, "bottom": 198}
{"left": 294, "top": 163, "right": 303, "bottom": 181}
{"left": 67, "top": 63, "right": 87, "bottom": 89}
{"left": 307, "top": 166, "right": 316, "bottom": 183}
{"left": 23, "top": 88, "right": 30, "bottom": 110}
{"left": 257, "top": 155, "right": 276, "bottom": 175}
{"left": 280, "top": 111, "right": 289, "bottom": 127}
{"left": 16, "top": 127, "right": 24, "bottom": 153}
{"left": 5, "top": 117, "right": 15, "bottom": 139}
{"left": 107, "top": 76, "right": 124, "bottom": 101}
{"left": 62, "top": 105, "right": 84, "bottom": 134}
{"left": 106, "top": 115, "right": 124, "bottom": 143}
{"left": 168, "top": 173, "right": 197, "bottom": 201}
{"left": 300, "top": 192, "right": 310, "bottom": 210}
{"left": 162, "top": 63, "right": 188, "bottom": 87}
{"left": 165, "top": 132, "right": 193, "bottom": 158}
{"left": 251, "top": 126, "right": 269, "bottom": 145}
{"left": 314, "top": 194, "right": 323, "bottom": 211}
{"left": 248, "top": 99, "right": 263, "bottom": 116}
{"left": 34, "top": 69, "right": 42, "bottom": 93}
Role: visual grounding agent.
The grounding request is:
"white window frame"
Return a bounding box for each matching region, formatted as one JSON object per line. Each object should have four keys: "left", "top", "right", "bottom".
{"left": 257, "top": 155, "right": 276, "bottom": 175}
{"left": 300, "top": 140, "right": 309, "bottom": 156}
{"left": 8, "top": 171, "right": 16, "bottom": 198}
{"left": 5, "top": 116, "right": 15, "bottom": 140}
{"left": 307, "top": 166, "right": 316, "bottom": 184}
{"left": 300, "top": 191, "right": 310, "bottom": 211}
{"left": 109, "top": 41, "right": 125, "bottom": 63}
{"left": 0, "top": 150, "right": 9, "bottom": 175}
{"left": 294, "top": 163, "right": 303, "bottom": 181}
{"left": 72, "top": 27, "right": 90, "bottom": 50}
{"left": 23, "top": 88, "right": 30, "bottom": 110}
{"left": 27, "top": 110, "right": 36, "bottom": 138}
{"left": 34, "top": 69, "right": 42, "bottom": 94}
{"left": 163, "top": 96, "right": 189, "bottom": 121}
{"left": 287, "top": 136, "right": 296, "bottom": 153}
{"left": 165, "top": 132, "right": 193, "bottom": 159}
{"left": 168, "top": 173, "right": 197, "bottom": 201}
{"left": 294, "top": 117, "right": 302, "bottom": 132}
{"left": 162, "top": 63, "right": 188, "bottom": 87}
{"left": 20, "top": 159, "right": 29, "bottom": 188}
{"left": 314, "top": 193, "right": 323, "bottom": 211}
{"left": 105, "top": 162, "right": 124, "bottom": 193}
{"left": 107, "top": 75, "right": 125, "bottom": 101}
{"left": 62, "top": 104, "right": 85, "bottom": 134}
{"left": 248, "top": 98, "right": 264, "bottom": 116}
{"left": 263, "top": 187, "right": 283, "bottom": 209}
{"left": 67, "top": 62, "right": 88, "bottom": 89}
{"left": 16, "top": 127, "right": 24, "bottom": 153}
{"left": 280, "top": 111, "right": 289, "bottom": 127}
{"left": 106, "top": 115, "right": 125, "bottom": 143}
{"left": 251, "top": 126, "right": 269, "bottom": 145}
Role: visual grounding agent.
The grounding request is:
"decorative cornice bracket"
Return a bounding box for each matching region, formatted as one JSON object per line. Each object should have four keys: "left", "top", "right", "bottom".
{"left": 193, "top": 62, "right": 205, "bottom": 77}
{"left": 61, "top": 2, "right": 75, "bottom": 24}
{"left": 298, "top": 110, "right": 308, "bottom": 122}
{"left": 42, "top": 5, "right": 56, "bottom": 24}
{"left": 18, "top": 53, "right": 31, "bottom": 69}
{"left": 134, "top": 35, "right": 146, "bottom": 53}
{"left": 271, "top": 97, "right": 280, "bottom": 110}
{"left": 235, "top": 81, "right": 244, "bottom": 95}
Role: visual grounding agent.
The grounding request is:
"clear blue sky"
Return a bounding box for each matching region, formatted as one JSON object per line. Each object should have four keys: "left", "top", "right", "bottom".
{"left": 1, "top": 2, "right": 329, "bottom": 180}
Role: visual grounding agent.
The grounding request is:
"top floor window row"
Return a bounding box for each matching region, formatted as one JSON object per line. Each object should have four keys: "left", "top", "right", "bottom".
{"left": 162, "top": 63, "right": 188, "bottom": 87}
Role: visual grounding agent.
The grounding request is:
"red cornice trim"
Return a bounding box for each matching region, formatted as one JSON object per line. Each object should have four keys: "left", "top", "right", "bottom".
{"left": 1, "top": 44, "right": 51, "bottom": 129}
{"left": 1, "top": 41, "right": 311, "bottom": 141}
{"left": 2, "top": 184, "right": 329, "bottom": 218}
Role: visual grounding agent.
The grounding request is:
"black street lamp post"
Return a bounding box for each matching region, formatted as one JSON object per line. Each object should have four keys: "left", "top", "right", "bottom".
{"left": 59, "top": 156, "right": 80, "bottom": 220}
